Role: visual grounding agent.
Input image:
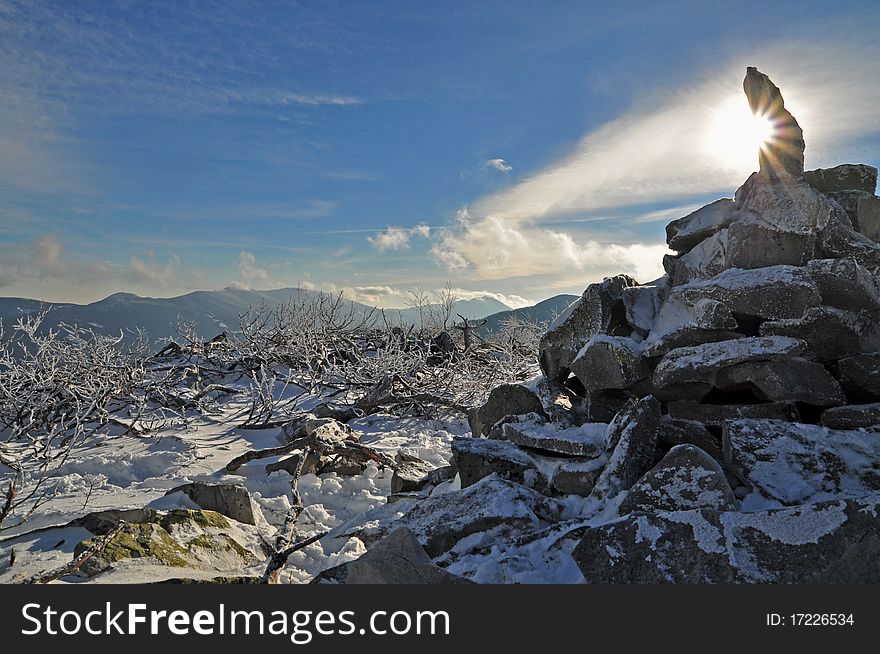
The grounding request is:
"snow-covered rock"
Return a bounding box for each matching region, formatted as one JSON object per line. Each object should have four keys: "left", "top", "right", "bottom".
{"left": 722, "top": 419, "right": 880, "bottom": 506}
{"left": 653, "top": 336, "right": 806, "bottom": 389}
{"left": 619, "top": 444, "right": 737, "bottom": 514}
{"left": 820, "top": 403, "right": 880, "bottom": 430}
{"left": 836, "top": 352, "right": 880, "bottom": 401}
{"left": 467, "top": 383, "right": 547, "bottom": 437}
{"left": 538, "top": 275, "right": 637, "bottom": 382}
{"left": 666, "top": 199, "right": 737, "bottom": 254}
{"left": 311, "top": 527, "right": 472, "bottom": 584}
{"left": 666, "top": 400, "right": 799, "bottom": 426}
{"left": 452, "top": 437, "right": 548, "bottom": 491}
{"left": 622, "top": 277, "right": 669, "bottom": 333}
{"left": 590, "top": 396, "right": 660, "bottom": 501}
{"left": 806, "top": 257, "right": 880, "bottom": 312}
{"left": 371, "top": 475, "right": 564, "bottom": 557}
{"left": 805, "top": 163, "right": 877, "bottom": 194}
{"left": 760, "top": 306, "right": 880, "bottom": 363}
{"left": 713, "top": 357, "right": 846, "bottom": 406}
{"left": 818, "top": 214, "right": 880, "bottom": 267}
{"left": 573, "top": 495, "right": 880, "bottom": 582}
{"left": 570, "top": 335, "right": 649, "bottom": 393}
{"left": 501, "top": 420, "right": 607, "bottom": 457}
{"left": 390, "top": 452, "right": 435, "bottom": 494}
{"left": 674, "top": 265, "right": 820, "bottom": 321}
{"left": 828, "top": 190, "right": 880, "bottom": 243}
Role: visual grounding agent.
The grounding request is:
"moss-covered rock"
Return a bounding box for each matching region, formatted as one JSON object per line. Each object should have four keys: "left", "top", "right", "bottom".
{"left": 73, "top": 508, "right": 255, "bottom": 577}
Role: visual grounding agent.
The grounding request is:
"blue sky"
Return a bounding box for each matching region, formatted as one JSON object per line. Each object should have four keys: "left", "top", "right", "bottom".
{"left": 1, "top": 0, "right": 879, "bottom": 307}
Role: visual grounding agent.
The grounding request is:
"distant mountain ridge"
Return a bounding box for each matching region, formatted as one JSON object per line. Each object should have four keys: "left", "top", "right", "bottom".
{"left": 0, "top": 287, "right": 516, "bottom": 343}
{"left": 478, "top": 294, "right": 579, "bottom": 336}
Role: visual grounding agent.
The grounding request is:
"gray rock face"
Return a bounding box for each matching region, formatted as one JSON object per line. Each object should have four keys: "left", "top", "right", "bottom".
{"left": 642, "top": 291, "right": 742, "bottom": 357}
{"left": 666, "top": 199, "right": 737, "bottom": 254}
{"left": 573, "top": 496, "right": 880, "bottom": 583}
{"left": 311, "top": 528, "right": 472, "bottom": 584}
{"left": 452, "top": 437, "right": 546, "bottom": 490}
{"left": 805, "top": 164, "right": 878, "bottom": 194}
{"left": 381, "top": 475, "right": 564, "bottom": 557}
{"left": 550, "top": 460, "right": 602, "bottom": 496}
{"left": 673, "top": 265, "right": 820, "bottom": 321}
{"left": 502, "top": 420, "right": 606, "bottom": 457}
{"left": 828, "top": 191, "right": 880, "bottom": 243}
{"left": 653, "top": 336, "right": 807, "bottom": 389}
{"left": 165, "top": 482, "right": 256, "bottom": 525}
{"left": 467, "top": 384, "right": 547, "bottom": 437}
{"left": 806, "top": 258, "right": 880, "bottom": 313}
{"left": 713, "top": 357, "right": 846, "bottom": 406}
{"left": 658, "top": 417, "right": 722, "bottom": 462}
{"left": 391, "top": 452, "right": 434, "bottom": 494}
{"left": 743, "top": 66, "right": 805, "bottom": 179}
{"left": 619, "top": 444, "right": 737, "bottom": 514}
{"left": 821, "top": 403, "right": 880, "bottom": 430}
{"left": 622, "top": 278, "right": 669, "bottom": 334}
{"left": 761, "top": 306, "right": 880, "bottom": 364}
{"left": 835, "top": 352, "right": 880, "bottom": 401}
{"left": 722, "top": 419, "right": 880, "bottom": 505}
{"left": 818, "top": 214, "right": 880, "bottom": 267}
{"left": 590, "top": 396, "right": 661, "bottom": 500}
{"left": 570, "top": 335, "right": 649, "bottom": 392}
{"left": 666, "top": 401, "right": 799, "bottom": 427}
{"left": 539, "top": 275, "right": 637, "bottom": 382}
{"left": 740, "top": 176, "right": 835, "bottom": 236}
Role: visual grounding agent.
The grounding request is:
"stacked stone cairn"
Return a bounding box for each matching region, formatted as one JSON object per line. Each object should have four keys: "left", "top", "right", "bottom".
{"left": 449, "top": 67, "right": 880, "bottom": 582}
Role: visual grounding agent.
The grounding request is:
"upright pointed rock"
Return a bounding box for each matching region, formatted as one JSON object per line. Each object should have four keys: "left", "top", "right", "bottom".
{"left": 743, "top": 66, "right": 805, "bottom": 179}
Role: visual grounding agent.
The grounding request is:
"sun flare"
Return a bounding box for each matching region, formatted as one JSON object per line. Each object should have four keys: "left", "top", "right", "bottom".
{"left": 707, "top": 95, "right": 775, "bottom": 170}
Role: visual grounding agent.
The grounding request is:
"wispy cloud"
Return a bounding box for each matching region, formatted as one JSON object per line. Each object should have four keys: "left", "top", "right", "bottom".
{"left": 433, "top": 39, "right": 880, "bottom": 283}
{"left": 484, "top": 158, "right": 513, "bottom": 173}
{"left": 0, "top": 234, "right": 112, "bottom": 288}
{"left": 128, "top": 255, "right": 179, "bottom": 286}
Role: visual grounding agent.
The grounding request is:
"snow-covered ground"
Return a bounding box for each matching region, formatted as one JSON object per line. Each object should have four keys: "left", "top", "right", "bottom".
{"left": 0, "top": 386, "right": 470, "bottom": 584}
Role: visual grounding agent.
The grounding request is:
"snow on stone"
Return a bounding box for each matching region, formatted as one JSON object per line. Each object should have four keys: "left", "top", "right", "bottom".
{"left": 724, "top": 419, "right": 880, "bottom": 506}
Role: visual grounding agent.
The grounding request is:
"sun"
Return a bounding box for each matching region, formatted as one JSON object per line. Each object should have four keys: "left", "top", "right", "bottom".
{"left": 707, "top": 95, "right": 775, "bottom": 170}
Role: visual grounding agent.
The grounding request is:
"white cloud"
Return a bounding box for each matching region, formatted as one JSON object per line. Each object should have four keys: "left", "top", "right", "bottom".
{"left": 345, "top": 285, "right": 400, "bottom": 304}
{"left": 450, "top": 288, "right": 533, "bottom": 309}
{"left": 232, "top": 250, "right": 272, "bottom": 289}
{"left": 432, "top": 215, "right": 667, "bottom": 283}
{"left": 368, "top": 224, "right": 431, "bottom": 251}
{"left": 484, "top": 158, "right": 513, "bottom": 173}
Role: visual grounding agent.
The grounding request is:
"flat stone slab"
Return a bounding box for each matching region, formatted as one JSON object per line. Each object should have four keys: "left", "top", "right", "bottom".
{"left": 760, "top": 305, "right": 880, "bottom": 364}
{"left": 653, "top": 336, "right": 806, "bottom": 388}
{"left": 666, "top": 401, "right": 799, "bottom": 427}
{"left": 674, "top": 265, "right": 820, "bottom": 321}
{"left": 502, "top": 421, "right": 607, "bottom": 457}
{"left": 452, "top": 437, "right": 546, "bottom": 490}
{"left": 821, "top": 403, "right": 880, "bottom": 430}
